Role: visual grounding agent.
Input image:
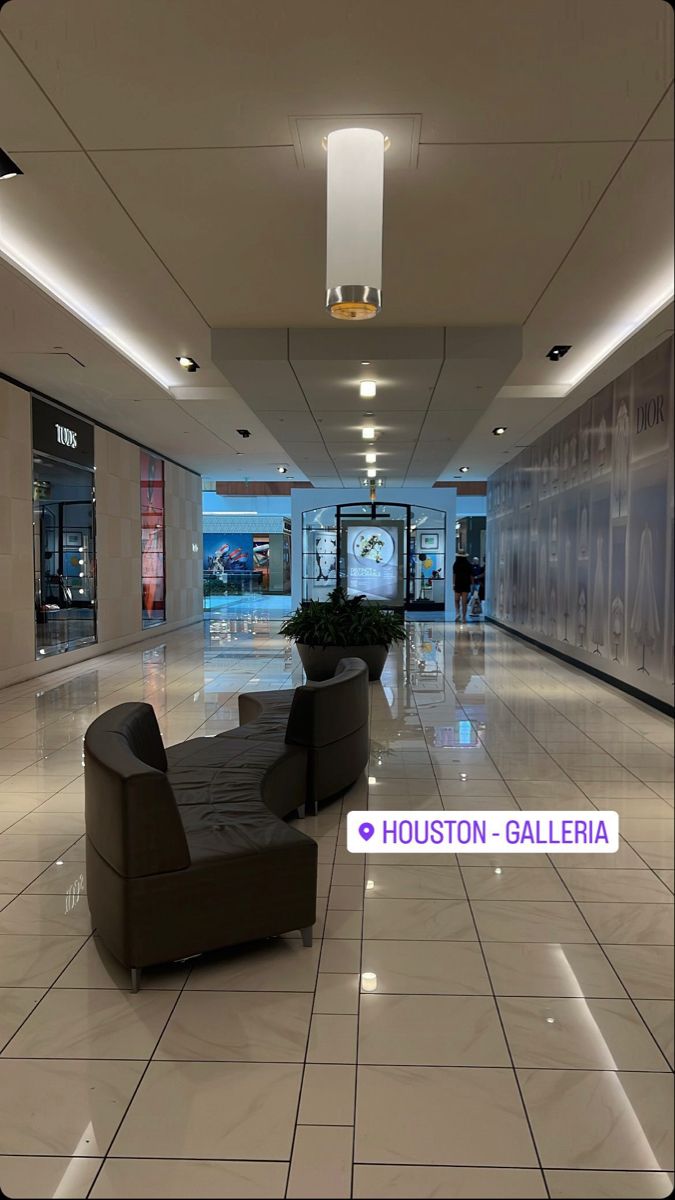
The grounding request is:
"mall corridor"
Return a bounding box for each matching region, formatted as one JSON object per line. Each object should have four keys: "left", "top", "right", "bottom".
{"left": 0, "top": 0, "right": 673, "bottom": 1196}
{"left": 0, "top": 616, "right": 671, "bottom": 1198}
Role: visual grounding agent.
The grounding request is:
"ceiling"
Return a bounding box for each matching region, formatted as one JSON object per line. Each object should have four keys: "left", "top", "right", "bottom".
{"left": 0, "top": 0, "right": 672, "bottom": 483}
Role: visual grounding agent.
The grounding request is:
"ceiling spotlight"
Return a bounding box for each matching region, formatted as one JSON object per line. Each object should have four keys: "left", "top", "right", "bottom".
{"left": 276, "top": 465, "right": 288, "bottom": 474}
{"left": 176, "top": 356, "right": 199, "bottom": 372}
{"left": 362, "top": 425, "right": 375, "bottom": 440}
{"left": 0, "top": 148, "right": 22, "bottom": 180}
{"left": 493, "top": 426, "right": 507, "bottom": 436}
{"left": 365, "top": 451, "right": 377, "bottom": 464}
{"left": 367, "top": 466, "right": 377, "bottom": 478}
{"left": 361, "top": 361, "right": 371, "bottom": 366}
{"left": 359, "top": 380, "right": 377, "bottom": 399}
{"left": 546, "top": 345, "right": 571, "bottom": 362}
{"left": 326, "top": 128, "right": 384, "bottom": 320}
{"left": 459, "top": 466, "right": 470, "bottom": 473}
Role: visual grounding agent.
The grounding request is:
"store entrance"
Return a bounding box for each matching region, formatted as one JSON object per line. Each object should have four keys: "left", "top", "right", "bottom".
{"left": 33, "top": 454, "right": 96, "bottom": 657}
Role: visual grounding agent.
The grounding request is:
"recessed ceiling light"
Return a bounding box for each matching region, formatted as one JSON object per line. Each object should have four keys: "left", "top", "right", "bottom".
{"left": 459, "top": 466, "right": 470, "bottom": 473}
{"left": 0, "top": 148, "right": 22, "bottom": 180}
{"left": 546, "top": 344, "right": 571, "bottom": 362}
{"left": 493, "top": 426, "right": 507, "bottom": 436}
{"left": 362, "top": 425, "right": 375, "bottom": 439}
{"left": 176, "top": 355, "right": 199, "bottom": 371}
{"left": 361, "top": 361, "right": 370, "bottom": 366}
{"left": 360, "top": 380, "right": 377, "bottom": 399}
{"left": 365, "top": 451, "right": 377, "bottom": 464}
{"left": 367, "top": 466, "right": 377, "bottom": 478}
{"left": 276, "top": 465, "right": 288, "bottom": 474}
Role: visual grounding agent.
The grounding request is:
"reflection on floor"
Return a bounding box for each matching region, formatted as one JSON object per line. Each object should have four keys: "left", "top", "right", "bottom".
{"left": 203, "top": 593, "right": 293, "bottom": 617}
{"left": 0, "top": 615, "right": 672, "bottom": 1199}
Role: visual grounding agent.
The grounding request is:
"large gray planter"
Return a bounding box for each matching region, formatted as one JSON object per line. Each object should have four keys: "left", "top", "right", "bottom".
{"left": 297, "top": 642, "right": 389, "bottom": 682}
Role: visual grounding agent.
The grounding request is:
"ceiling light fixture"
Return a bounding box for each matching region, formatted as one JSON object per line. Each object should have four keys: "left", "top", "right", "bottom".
{"left": 459, "top": 466, "right": 470, "bottom": 473}
{"left": 276, "top": 465, "right": 288, "bottom": 474}
{"left": 493, "top": 426, "right": 507, "bottom": 436}
{"left": 359, "top": 380, "right": 377, "bottom": 399}
{"left": 0, "top": 148, "right": 22, "bottom": 180}
{"left": 367, "top": 466, "right": 377, "bottom": 478}
{"left": 361, "top": 361, "right": 370, "bottom": 366}
{"left": 362, "top": 425, "right": 376, "bottom": 440}
{"left": 546, "top": 344, "right": 571, "bottom": 361}
{"left": 326, "top": 128, "right": 384, "bottom": 320}
{"left": 365, "top": 451, "right": 377, "bottom": 464}
{"left": 176, "top": 355, "right": 199, "bottom": 372}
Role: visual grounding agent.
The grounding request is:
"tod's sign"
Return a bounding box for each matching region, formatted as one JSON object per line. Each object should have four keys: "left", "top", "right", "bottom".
{"left": 56, "top": 423, "right": 78, "bottom": 449}
{"left": 32, "top": 396, "right": 94, "bottom": 467}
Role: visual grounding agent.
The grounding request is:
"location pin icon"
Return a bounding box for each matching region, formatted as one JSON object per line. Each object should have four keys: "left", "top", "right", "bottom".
{"left": 359, "top": 822, "right": 375, "bottom": 842}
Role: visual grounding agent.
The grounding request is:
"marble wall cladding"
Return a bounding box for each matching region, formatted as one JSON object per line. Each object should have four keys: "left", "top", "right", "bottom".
{"left": 165, "top": 461, "right": 203, "bottom": 625}
{"left": 0, "top": 381, "right": 35, "bottom": 674}
{"left": 0, "top": 380, "right": 203, "bottom": 686}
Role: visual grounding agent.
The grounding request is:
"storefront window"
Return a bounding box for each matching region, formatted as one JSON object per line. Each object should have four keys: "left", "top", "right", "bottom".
{"left": 32, "top": 398, "right": 96, "bottom": 658}
{"left": 410, "top": 504, "right": 446, "bottom": 606}
{"left": 302, "top": 501, "right": 447, "bottom": 610}
{"left": 141, "top": 452, "right": 165, "bottom": 626}
{"left": 302, "top": 506, "right": 343, "bottom": 600}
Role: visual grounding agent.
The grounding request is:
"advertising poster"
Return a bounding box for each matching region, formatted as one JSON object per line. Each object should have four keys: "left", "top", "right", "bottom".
{"left": 610, "top": 524, "right": 627, "bottom": 664}
{"left": 486, "top": 335, "right": 673, "bottom": 705}
{"left": 345, "top": 522, "right": 404, "bottom": 603}
{"left": 203, "top": 533, "right": 253, "bottom": 575}
{"left": 592, "top": 383, "right": 613, "bottom": 477}
{"left": 311, "top": 531, "right": 337, "bottom": 588}
{"left": 140, "top": 451, "right": 165, "bottom": 626}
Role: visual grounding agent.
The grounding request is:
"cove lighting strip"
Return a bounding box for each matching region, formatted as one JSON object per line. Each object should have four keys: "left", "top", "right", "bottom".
{"left": 563, "top": 284, "right": 674, "bottom": 394}
{"left": 0, "top": 242, "right": 175, "bottom": 391}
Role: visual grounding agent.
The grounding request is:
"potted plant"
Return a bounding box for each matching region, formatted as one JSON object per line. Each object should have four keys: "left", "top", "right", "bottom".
{"left": 280, "top": 587, "right": 406, "bottom": 681}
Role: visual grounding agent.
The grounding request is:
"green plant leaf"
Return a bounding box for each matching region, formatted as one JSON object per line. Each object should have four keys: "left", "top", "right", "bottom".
{"left": 279, "top": 587, "right": 407, "bottom": 648}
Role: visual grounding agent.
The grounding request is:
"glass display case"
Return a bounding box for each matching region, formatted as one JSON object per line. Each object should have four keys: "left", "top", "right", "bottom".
{"left": 302, "top": 501, "right": 447, "bottom": 609}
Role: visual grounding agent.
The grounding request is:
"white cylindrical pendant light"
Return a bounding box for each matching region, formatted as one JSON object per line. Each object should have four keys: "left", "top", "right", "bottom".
{"left": 326, "top": 128, "right": 384, "bottom": 321}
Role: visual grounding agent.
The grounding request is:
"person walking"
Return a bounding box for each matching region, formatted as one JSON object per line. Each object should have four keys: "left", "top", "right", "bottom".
{"left": 452, "top": 550, "right": 473, "bottom": 621}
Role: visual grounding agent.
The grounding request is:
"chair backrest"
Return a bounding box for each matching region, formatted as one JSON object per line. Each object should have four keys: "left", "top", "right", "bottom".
{"left": 285, "top": 658, "right": 369, "bottom": 748}
{"left": 84, "top": 702, "right": 190, "bottom": 878}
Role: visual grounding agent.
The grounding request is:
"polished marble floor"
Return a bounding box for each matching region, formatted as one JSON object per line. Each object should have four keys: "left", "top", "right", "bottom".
{"left": 0, "top": 615, "right": 672, "bottom": 1199}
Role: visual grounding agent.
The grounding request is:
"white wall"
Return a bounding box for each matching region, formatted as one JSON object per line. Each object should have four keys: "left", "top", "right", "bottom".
{"left": 0, "top": 380, "right": 203, "bottom": 689}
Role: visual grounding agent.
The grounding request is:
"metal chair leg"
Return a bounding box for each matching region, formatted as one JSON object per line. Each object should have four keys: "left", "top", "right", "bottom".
{"left": 300, "top": 926, "right": 313, "bottom": 948}
{"left": 130, "top": 967, "right": 141, "bottom": 992}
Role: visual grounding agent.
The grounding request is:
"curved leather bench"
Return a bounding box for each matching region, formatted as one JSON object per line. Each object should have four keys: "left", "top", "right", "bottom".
{"left": 167, "top": 656, "right": 370, "bottom": 818}
{"left": 235, "top": 657, "right": 370, "bottom": 814}
{"left": 84, "top": 702, "right": 317, "bottom": 991}
{"left": 84, "top": 659, "right": 369, "bottom": 989}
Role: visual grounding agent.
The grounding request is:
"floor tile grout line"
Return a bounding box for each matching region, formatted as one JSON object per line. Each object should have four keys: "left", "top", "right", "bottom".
{"left": 465, "top": 627, "right": 674, "bottom": 1070}
{"left": 85, "top": 953, "right": 196, "bottom": 1197}
{"left": 481, "top": 634, "right": 673, "bottom": 791}
{"left": 347, "top": 692, "right": 374, "bottom": 1199}
{"left": 284, "top": 789, "right": 341, "bottom": 1199}
{"left": 544, "top": 847, "right": 675, "bottom": 1072}
{"left": 447, "top": 636, "right": 672, "bottom": 886}
{"left": 452, "top": 845, "right": 551, "bottom": 1196}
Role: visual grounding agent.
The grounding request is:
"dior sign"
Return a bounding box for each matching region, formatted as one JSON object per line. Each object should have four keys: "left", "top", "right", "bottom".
{"left": 635, "top": 393, "right": 665, "bottom": 434}
{"left": 55, "top": 423, "right": 78, "bottom": 449}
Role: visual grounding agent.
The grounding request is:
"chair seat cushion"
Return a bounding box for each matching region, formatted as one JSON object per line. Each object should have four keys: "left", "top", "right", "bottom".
{"left": 178, "top": 791, "right": 310, "bottom": 864}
